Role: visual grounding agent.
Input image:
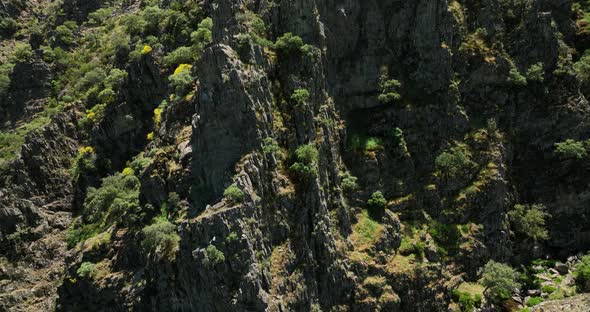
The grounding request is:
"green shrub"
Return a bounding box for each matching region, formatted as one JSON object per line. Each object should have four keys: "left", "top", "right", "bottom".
{"left": 574, "top": 254, "right": 590, "bottom": 292}
{"left": 129, "top": 154, "right": 152, "bottom": 173}
{"left": 67, "top": 172, "right": 143, "bottom": 246}
{"left": 508, "top": 204, "right": 550, "bottom": 241}
{"left": 290, "top": 144, "right": 319, "bottom": 179}
{"left": 105, "top": 68, "right": 128, "bottom": 89}
{"left": 78, "top": 103, "right": 106, "bottom": 129}
{"left": 202, "top": 244, "right": 225, "bottom": 267}
{"left": 348, "top": 135, "right": 384, "bottom": 155}
{"left": 413, "top": 240, "right": 426, "bottom": 259}
{"left": 526, "top": 62, "right": 544, "bottom": 83}
{"left": 435, "top": 143, "right": 474, "bottom": 179}
{"left": 142, "top": 6, "right": 164, "bottom": 34}
{"left": 98, "top": 88, "right": 116, "bottom": 104}
{"left": 526, "top": 296, "right": 543, "bottom": 307}
{"left": 367, "top": 191, "right": 387, "bottom": 211}
{"left": 452, "top": 289, "right": 483, "bottom": 312}
{"left": 508, "top": 67, "right": 527, "bottom": 86}
{"left": 554, "top": 139, "right": 587, "bottom": 160}
{"left": 224, "top": 183, "right": 244, "bottom": 203}
{"left": 10, "top": 43, "right": 33, "bottom": 62}
{"left": 74, "top": 67, "right": 107, "bottom": 94}
{"left": 70, "top": 146, "right": 97, "bottom": 180}
{"left": 77, "top": 262, "right": 96, "bottom": 278}
{"left": 87, "top": 8, "right": 113, "bottom": 26}
{"left": 163, "top": 46, "right": 195, "bottom": 67}
{"left": 459, "top": 28, "right": 491, "bottom": 56}
{"left": 340, "top": 172, "right": 359, "bottom": 192}
{"left": 142, "top": 219, "right": 180, "bottom": 260}
{"left": 291, "top": 88, "right": 310, "bottom": 107}
{"left": 236, "top": 11, "right": 266, "bottom": 37}
{"left": 66, "top": 222, "right": 99, "bottom": 248}
{"left": 169, "top": 64, "right": 193, "bottom": 94}
{"left": 295, "top": 144, "right": 319, "bottom": 163}
{"left": 54, "top": 23, "right": 76, "bottom": 46}
{"left": 300, "top": 44, "right": 319, "bottom": 58}
{"left": 225, "top": 232, "right": 239, "bottom": 244}
{"left": 274, "top": 32, "right": 304, "bottom": 53}
{"left": 364, "top": 137, "right": 383, "bottom": 151}
{"left": 541, "top": 284, "right": 556, "bottom": 293}
{"left": 479, "top": 260, "right": 520, "bottom": 304}
{"left": 121, "top": 14, "right": 147, "bottom": 36}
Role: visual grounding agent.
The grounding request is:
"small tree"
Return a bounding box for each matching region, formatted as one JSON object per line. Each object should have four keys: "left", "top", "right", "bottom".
{"left": 224, "top": 183, "right": 244, "bottom": 203}
{"left": 479, "top": 260, "right": 520, "bottom": 304}
{"left": 274, "top": 32, "right": 304, "bottom": 53}
{"left": 142, "top": 219, "right": 180, "bottom": 260}
{"left": 435, "top": 143, "right": 474, "bottom": 180}
{"left": 508, "top": 204, "right": 550, "bottom": 241}
{"left": 202, "top": 244, "right": 225, "bottom": 267}
{"left": 290, "top": 144, "right": 319, "bottom": 179}
{"left": 367, "top": 191, "right": 387, "bottom": 215}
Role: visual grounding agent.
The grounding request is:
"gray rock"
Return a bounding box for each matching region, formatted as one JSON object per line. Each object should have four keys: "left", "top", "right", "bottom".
{"left": 556, "top": 262, "right": 570, "bottom": 276}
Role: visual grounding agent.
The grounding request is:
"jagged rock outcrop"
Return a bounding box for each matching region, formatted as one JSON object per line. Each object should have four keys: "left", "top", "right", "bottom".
{"left": 0, "top": 61, "right": 53, "bottom": 128}
{"left": 0, "top": 109, "right": 80, "bottom": 311}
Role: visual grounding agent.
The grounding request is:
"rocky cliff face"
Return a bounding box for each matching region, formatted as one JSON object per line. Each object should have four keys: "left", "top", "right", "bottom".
{"left": 3, "top": 0, "right": 590, "bottom": 311}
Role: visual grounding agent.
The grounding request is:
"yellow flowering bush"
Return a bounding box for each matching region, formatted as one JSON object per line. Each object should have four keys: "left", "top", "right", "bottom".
{"left": 174, "top": 64, "right": 192, "bottom": 75}
{"left": 86, "top": 111, "right": 97, "bottom": 122}
{"left": 121, "top": 167, "right": 134, "bottom": 176}
{"left": 141, "top": 45, "right": 153, "bottom": 55}
{"left": 170, "top": 64, "right": 194, "bottom": 94}
{"left": 154, "top": 108, "right": 163, "bottom": 127}
{"left": 147, "top": 132, "right": 154, "bottom": 141}
{"left": 79, "top": 146, "right": 95, "bottom": 155}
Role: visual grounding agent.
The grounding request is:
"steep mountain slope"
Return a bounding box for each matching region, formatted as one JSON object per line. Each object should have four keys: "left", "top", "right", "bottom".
{"left": 3, "top": 0, "right": 590, "bottom": 311}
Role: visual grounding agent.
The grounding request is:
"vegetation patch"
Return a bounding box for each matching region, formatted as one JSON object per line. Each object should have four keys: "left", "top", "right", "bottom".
{"left": 348, "top": 135, "right": 384, "bottom": 156}
{"left": 508, "top": 204, "right": 550, "bottom": 241}
{"left": 290, "top": 144, "right": 319, "bottom": 179}
{"left": 202, "top": 244, "right": 225, "bottom": 267}
{"left": 223, "top": 183, "right": 244, "bottom": 203}
{"left": 142, "top": 219, "right": 180, "bottom": 261}
{"left": 350, "top": 210, "right": 384, "bottom": 253}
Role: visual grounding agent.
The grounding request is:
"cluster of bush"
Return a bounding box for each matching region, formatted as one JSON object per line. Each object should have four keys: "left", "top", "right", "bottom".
{"left": 290, "top": 144, "right": 319, "bottom": 180}
{"left": 554, "top": 138, "right": 590, "bottom": 160}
